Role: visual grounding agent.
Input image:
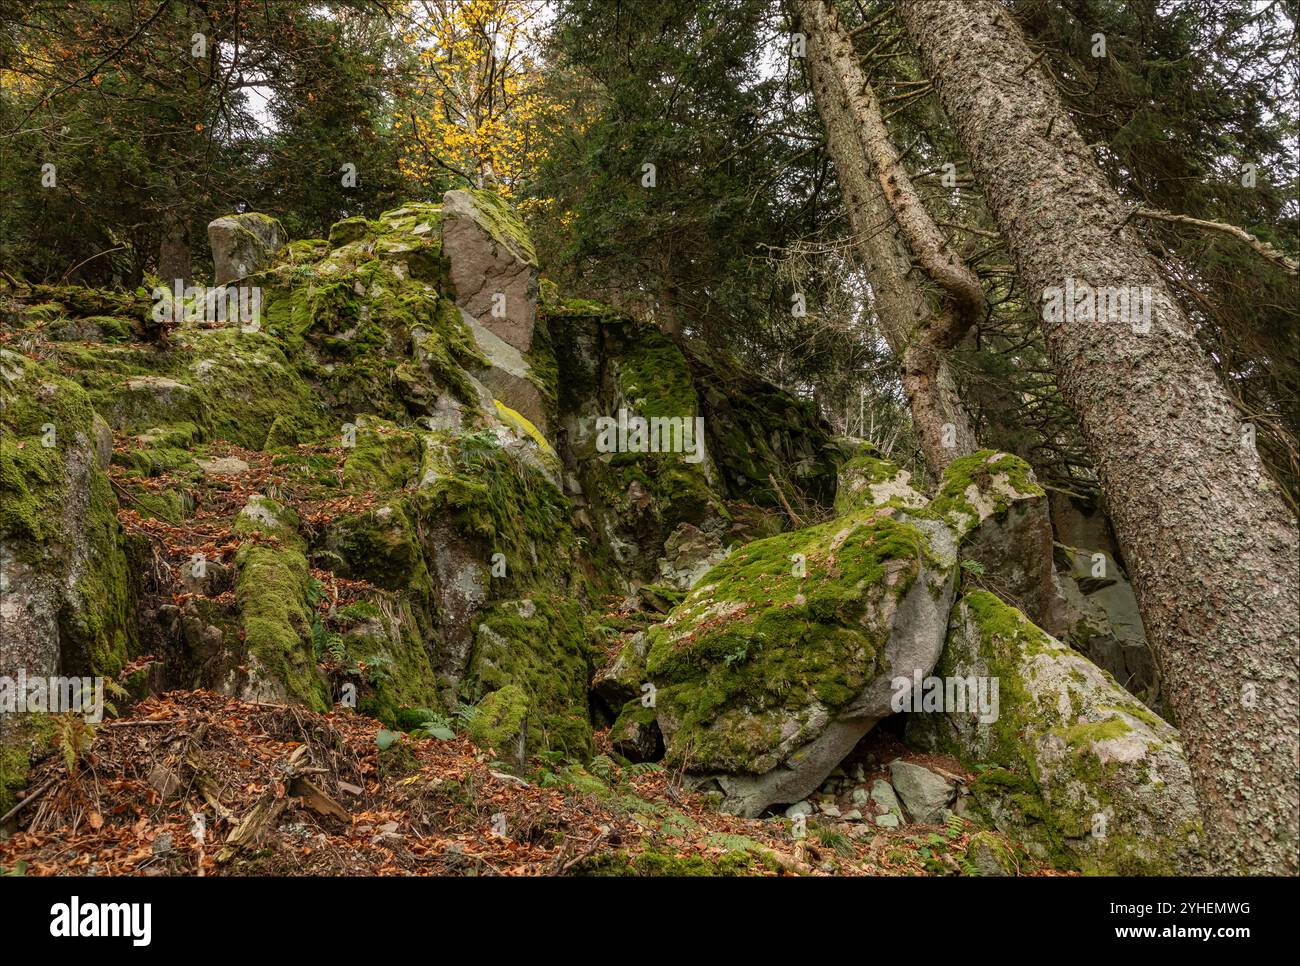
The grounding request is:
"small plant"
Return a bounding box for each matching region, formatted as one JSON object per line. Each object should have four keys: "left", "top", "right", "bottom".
{"left": 814, "top": 825, "right": 856, "bottom": 857}
{"left": 722, "top": 642, "right": 750, "bottom": 667}
{"left": 588, "top": 754, "right": 617, "bottom": 783}
{"left": 412, "top": 712, "right": 456, "bottom": 740}
{"left": 943, "top": 812, "right": 966, "bottom": 841}
{"left": 52, "top": 713, "right": 98, "bottom": 775}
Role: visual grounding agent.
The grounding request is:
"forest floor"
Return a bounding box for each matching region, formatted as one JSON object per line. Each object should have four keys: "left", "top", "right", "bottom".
{"left": 0, "top": 690, "right": 1065, "bottom": 877}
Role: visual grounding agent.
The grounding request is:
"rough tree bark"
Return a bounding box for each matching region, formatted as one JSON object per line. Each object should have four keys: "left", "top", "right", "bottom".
{"left": 797, "top": 0, "right": 982, "bottom": 474}
{"left": 157, "top": 209, "right": 192, "bottom": 288}
{"left": 898, "top": 0, "right": 1300, "bottom": 874}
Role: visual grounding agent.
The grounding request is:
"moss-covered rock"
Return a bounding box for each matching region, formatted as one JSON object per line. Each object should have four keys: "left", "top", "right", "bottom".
{"left": 645, "top": 503, "right": 959, "bottom": 816}
{"left": 834, "top": 442, "right": 926, "bottom": 515}
{"left": 208, "top": 212, "right": 285, "bottom": 285}
{"left": 465, "top": 683, "right": 530, "bottom": 762}
{"left": 908, "top": 591, "right": 1205, "bottom": 875}
{"left": 466, "top": 596, "right": 597, "bottom": 761}
{"left": 228, "top": 495, "right": 328, "bottom": 710}
{"left": 928, "top": 451, "right": 1062, "bottom": 635}
{"left": 0, "top": 349, "right": 135, "bottom": 811}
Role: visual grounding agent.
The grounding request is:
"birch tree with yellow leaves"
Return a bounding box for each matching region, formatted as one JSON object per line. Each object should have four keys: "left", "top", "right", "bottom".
{"left": 395, "top": 0, "right": 561, "bottom": 196}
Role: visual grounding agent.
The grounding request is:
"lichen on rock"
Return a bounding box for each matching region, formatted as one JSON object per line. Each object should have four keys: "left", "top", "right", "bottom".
{"left": 908, "top": 591, "right": 1205, "bottom": 874}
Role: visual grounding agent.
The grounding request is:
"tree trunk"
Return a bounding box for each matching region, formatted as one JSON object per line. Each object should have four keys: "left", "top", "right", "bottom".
{"left": 157, "top": 209, "right": 191, "bottom": 288}
{"left": 797, "top": 0, "right": 980, "bottom": 474}
{"left": 899, "top": 0, "right": 1300, "bottom": 874}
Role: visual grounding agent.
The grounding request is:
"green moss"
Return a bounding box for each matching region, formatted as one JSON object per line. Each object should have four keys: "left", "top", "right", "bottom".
{"left": 645, "top": 512, "right": 941, "bottom": 771}
{"left": 183, "top": 328, "right": 328, "bottom": 449}
{"left": 337, "top": 601, "right": 382, "bottom": 622}
{"left": 617, "top": 328, "right": 698, "bottom": 419}
{"left": 323, "top": 500, "right": 433, "bottom": 601}
{"left": 342, "top": 419, "right": 422, "bottom": 490}
{"left": 235, "top": 543, "right": 328, "bottom": 711}
{"left": 833, "top": 446, "right": 904, "bottom": 515}
{"left": 233, "top": 494, "right": 302, "bottom": 545}
{"left": 467, "top": 597, "right": 597, "bottom": 759}
{"left": 466, "top": 683, "right": 530, "bottom": 752}
{"left": 936, "top": 592, "right": 1196, "bottom": 875}
{"left": 0, "top": 715, "right": 58, "bottom": 817}
{"left": 523, "top": 312, "right": 559, "bottom": 425}
{"left": 130, "top": 488, "right": 187, "bottom": 524}
{"left": 1060, "top": 718, "right": 1133, "bottom": 749}
{"left": 575, "top": 848, "right": 758, "bottom": 877}
{"left": 416, "top": 430, "right": 575, "bottom": 591}
{"left": 411, "top": 298, "right": 491, "bottom": 405}
{"left": 685, "top": 343, "right": 843, "bottom": 511}
{"left": 343, "top": 598, "right": 442, "bottom": 728}
{"left": 329, "top": 216, "right": 371, "bottom": 248}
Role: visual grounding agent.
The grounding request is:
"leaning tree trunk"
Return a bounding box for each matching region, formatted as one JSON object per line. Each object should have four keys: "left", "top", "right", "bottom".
{"left": 796, "top": 0, "right": 980, "bottom": 474}
{"left": 898, "top": 0, "right": 1300, "bottom": 874}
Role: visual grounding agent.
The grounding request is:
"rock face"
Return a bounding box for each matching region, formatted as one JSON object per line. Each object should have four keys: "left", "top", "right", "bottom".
{"left": 0, "top": 348, "right": 134, "bottom": 812}
{"left": 208, "top": 213, "right": 285, "bottom": 285}
{"left": 441, "top": 188, "right": 538, "bottom": 353}
{"left": 908, "top": 592, "right": 1205, "bottom": 874}
{"left": 646, "top": 505, "right": 959, "bottom": 817}
{"left": 1055, "top": 546, "right": 1158, "bottom": 704}
{"left": 929, "top": 451, "right": 1062, "bottom": 636}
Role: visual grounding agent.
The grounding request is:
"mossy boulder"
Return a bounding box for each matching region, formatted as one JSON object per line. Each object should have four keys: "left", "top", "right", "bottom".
{"left": 208, "top": 212, "right": 285, "bottom": 285}
{"left": 644, "top": 503, "right": 959, "bottom": 816}
{"left": 228, "top": 496, "right": 329, "bottom": 710}
{"left": 610, "top": 699, "right": 663, "bottom": 762}
{"left": 833, "top": 443, "right": 926, "bottom": 515}
{"left": 465, "top": 596, "right": 597, "bottom": 761}
{"left": 465, "top": 683, "right": 530, "bottom": 764}
{"left": 908, "top": 591, "right": 1205, "bottom": 875}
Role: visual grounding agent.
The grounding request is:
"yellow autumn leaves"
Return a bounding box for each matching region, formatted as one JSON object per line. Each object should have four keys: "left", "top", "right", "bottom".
{"left": 394, "top": 0, "right": 565, "bottom": 199}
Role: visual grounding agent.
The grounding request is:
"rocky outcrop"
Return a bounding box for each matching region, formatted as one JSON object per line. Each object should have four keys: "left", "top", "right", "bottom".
{"left": 0, "top": 189, "right": 1207, "bottom": 877}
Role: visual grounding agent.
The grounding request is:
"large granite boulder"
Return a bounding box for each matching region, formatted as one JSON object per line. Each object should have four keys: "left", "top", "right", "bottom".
{"left": 646, "top": 505, "right": 959, "bottom": 816}
{"left": 908, "top": 591, "right": 1205, "bottom": 875}
{"left": 208, "top": 213, "right": 285, "bottom": 285}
